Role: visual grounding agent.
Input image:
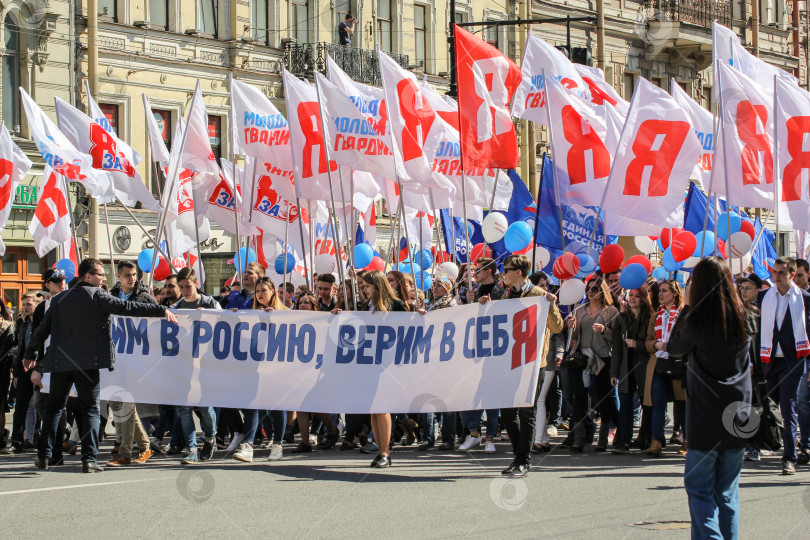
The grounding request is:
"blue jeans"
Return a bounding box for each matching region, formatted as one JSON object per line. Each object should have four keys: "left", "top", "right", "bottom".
{"left": 419, "top": 412, "right": 457, "bottom": 443}
{"left": 618, "top": 392, "right": 636, "bottom": 445}
{"left": 463, "top": 409, "right": 499, "bottom": 438}
{"left": 177, "top": 406, "right": 216, "bottom": 449}
{"left": 260, "top": 410, "right": 287, "bottom": 443}
{"left": 797, "top": 361, "right": 810, "bottom": 448}
{"left": 241, "top": 409, "right": 259, "bottom": 443}
{"left": 684, "top": 448, "right": 744, "bottom": 540}
{"left": 764, "top": 356, "right": 807, "bottom": 462}
{"left": 650, "top": 373, "right": 684, "bottom": 443}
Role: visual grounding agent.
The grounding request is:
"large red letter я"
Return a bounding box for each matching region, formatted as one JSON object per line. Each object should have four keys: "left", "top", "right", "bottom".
{"left": 623, "top": 120, "right": 690, "bottom": 197}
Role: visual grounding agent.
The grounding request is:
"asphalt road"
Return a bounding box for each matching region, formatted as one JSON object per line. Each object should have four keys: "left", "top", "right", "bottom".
{"left": 1, "top": 433, "right": 808, "bottom": 539}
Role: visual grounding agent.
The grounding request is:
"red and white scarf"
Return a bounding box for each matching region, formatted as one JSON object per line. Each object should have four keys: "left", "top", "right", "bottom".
{"left": 654, "top": 305, "right": 679, "bottom": 359}
{"left": 760, "top": 283, "right": 810, "bottom": 363}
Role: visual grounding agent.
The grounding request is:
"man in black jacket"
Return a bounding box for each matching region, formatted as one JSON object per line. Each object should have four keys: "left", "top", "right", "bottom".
{"left": 5, "top": 292, "right": 42, "bottom": 453}
{"left": 23, "top": 258, "right": 177, "bottom": 473}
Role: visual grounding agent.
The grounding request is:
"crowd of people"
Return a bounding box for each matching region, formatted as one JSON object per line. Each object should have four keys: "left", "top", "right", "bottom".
{"left": 2, "top": 252, "right": 809, "bottom": 535}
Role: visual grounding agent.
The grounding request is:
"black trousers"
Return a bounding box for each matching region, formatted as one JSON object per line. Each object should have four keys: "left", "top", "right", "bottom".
{"left": 11, "top": 372, "right": 35, "bottom": 448}
{"left": 38, "top": 369, "right": 101, "bottom": 464}
{"left": 501, "top": 404, "right": 537, "bottom": 464}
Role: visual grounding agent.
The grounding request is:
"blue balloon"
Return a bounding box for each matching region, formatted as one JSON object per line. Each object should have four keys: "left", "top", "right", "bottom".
{"left": 54, "top": 259, "right": 76, "bottom": 281}
{"left": 274, "top": 254, "right": 295, "bottom": 274}
{"left": 396, "top": 262, "right": 421, "bottom": 275}
{"left": 619, "top": 263, "right": 647, "bottom": 289}
{"left": 693, "top": 231, "right": 716, "bottom": 258}
{"left": 138, "top": 249, "right": 158, "bottom": 273}
{"left": 353, "top": 243, "right": 374, "bottom": 269}
{"left": 656, "top": 238, "right": 665, "bottom": 252}
{"left": 575, "top": 254, "right": 595, "bottom": 278}
{"left": 504, "top": 221, "right": 533, "bottom": 253}
{"left": 235, "top": 247, "right": 258, "bottom": 273}
{"left": 662, "top": 248, "right": 684, "bottom": 272}
{"left": 415, "top": 249, "right": 434, "bottom": 270}
{"left": 420, "top": 273, "right": 433, "bottom": 291}
{"left": 717, "top": 211, "right": 742, "bottom": 242}
{"left": 652, "top": 267, "right": 668, "bottom": 280}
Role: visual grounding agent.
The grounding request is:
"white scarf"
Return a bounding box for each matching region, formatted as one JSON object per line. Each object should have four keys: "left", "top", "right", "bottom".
{"left": 760, "top": 283, "right": 810, "bottom": 363}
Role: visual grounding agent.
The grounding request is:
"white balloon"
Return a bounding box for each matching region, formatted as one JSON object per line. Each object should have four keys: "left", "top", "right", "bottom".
{"left": 314, "top": 253, "right": 337, "bottom": 275}
{"left": 634, "top": 236, "right": 656, "bottom": 254}
{"left": 558, "top": 279, "right": 586, "bottom": 305}
{"left": 482, "top": 212, "right": 509, "bottom": 243}
{"left": 726, "top": 231, "right": 753, "bottom": 258}
{"left": 730, "top": 253, "right": 753, "bottom": 274}
{"left": 435, "top": 262, "right": 459, "bottom": 280}
{"left": 531, "top": 246, "right": 551, "bottom": 271}
{"left": 682, "top": 256, "right": 700, "bottom": 268}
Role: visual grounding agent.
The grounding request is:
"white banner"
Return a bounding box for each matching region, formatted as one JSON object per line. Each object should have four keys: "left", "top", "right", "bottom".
{"left": 88, "top": 298, "right": 549, "bottom": 413}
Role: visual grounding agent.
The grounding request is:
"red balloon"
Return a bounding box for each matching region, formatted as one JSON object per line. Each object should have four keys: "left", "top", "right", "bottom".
{"left": 365, "top": 256, "right": 385, "bottom": 272}
{"left": 718, "top": 239, "right": 727, "bottom": 259}
{"left": 625, "top": 254, "right": 652, "bottom": 275}
{"left": 552, "top": 252, "right": 580, "bottom": 279}
{"left": 598, "top": 244, "right": 625, "bottom": 274}
{"left": 659, "top": 227, "right": 684, "bottom": 250}
{"left": 470, "top": 243, "right": 492, "bottom": 263}
{"left": 670, "top": 231, "right": 697, "bottom": 262}
{"left": 739, "top": 220, "right": 755, "bottom": 241}
{"left": 153, "top": 257, "right": 171, "bottom": 281}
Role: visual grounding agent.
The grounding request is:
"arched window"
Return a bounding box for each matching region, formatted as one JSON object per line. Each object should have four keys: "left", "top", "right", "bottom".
{"left": 2, "top": 15, "right": 20, "bottom": 132}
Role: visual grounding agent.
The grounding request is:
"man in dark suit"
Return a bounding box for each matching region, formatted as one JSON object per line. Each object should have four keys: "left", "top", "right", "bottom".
{"left": 756, "top": 257, "right": 810, "bottom": 475}
{"left": 22, "top": 258, "right": 177, "bottom": 473}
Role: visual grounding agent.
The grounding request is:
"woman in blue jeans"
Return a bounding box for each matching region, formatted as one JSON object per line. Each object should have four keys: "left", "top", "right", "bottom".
{"left": 667, "top": 257, "right": 753, "bottom": 540}
{"left": 231, "top": 277, "right": 288, "bottom": 463}
{"left": 643, "top": 279, "right": 685, "bottom": 456}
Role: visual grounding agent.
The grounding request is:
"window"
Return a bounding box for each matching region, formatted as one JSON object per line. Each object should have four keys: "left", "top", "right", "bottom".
{"left": 2, "top": 15, "right": 20, "bottom": 132}
{"left": 484, "top": 23, "right": 498, "bottom": 49}
{"left": 149, "top": 0, "right": 169, "bottom": 29}
{"left": 208, "top": 115, "right": 222, "bottom": 161}
{"left": 623, "top": 71, "right": 636, "bottom": 101}
{"left": 199, "top": 0, "right": 218, "bottom": 36}
{"left": 414, "top": 5, "right": 426, "bottom": 69}
{"left": 454, "top": 12, "right": 467, "bottom": 24}
{"left": 99, "top": 103, "right": 119, "bottom": 136}
{"left": 253, "top": 0, "right": 269, "bottom": 44}
{"left": 377, "top": 0, "right": 392, "bottom": 53}
{"left": 336, "top": 0, "right": 351, "bottom": 34}
{"left": 762, "top": 0, "right": 777, "bottom": 25}
{"left": 1, "top": 252, "right": 17, "bottom": 274}
{"left": 26, "top": 252, "right": 41, "bottom": 275}
{"left": 291, "top": 0, "right": 308, "bottom": 43}
{"left": 98, "top": 0, "right": 117, "bottom": 20}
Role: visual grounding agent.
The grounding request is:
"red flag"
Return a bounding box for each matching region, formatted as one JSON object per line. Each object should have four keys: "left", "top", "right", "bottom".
{"left": 454, "top": 24, "right": 522, "bottom": 169}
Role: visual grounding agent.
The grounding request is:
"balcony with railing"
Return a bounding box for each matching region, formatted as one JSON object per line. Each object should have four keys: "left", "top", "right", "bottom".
{"left": 643, "top": 0, "right": 732, "bottom": 28}
{"left": 284, "top": 42, "right": 410, "bottom": 87}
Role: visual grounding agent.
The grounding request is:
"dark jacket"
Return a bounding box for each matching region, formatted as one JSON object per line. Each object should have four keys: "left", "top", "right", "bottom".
{"left": 610, "top": 310, "right": 651, "bottom": 395}
{"left": 224, "top": 289, "right": 254, "bottom": 310}
{"left": 668, "top": 306, "right": 754, "bottom": 451}
{"left": 25, "top": 282, "right": 167, "bottom": 373}
{"left": 110, "top": 280, "right": 157, "bottom": 305}
{"left": 755, "top": 287, "right": 810, "bottom": 364}
{"left": 12, "top": 316, "right": 33, "bottom": 378}
{"left": 0, "top": 321, "right": 15, "bottom": 371}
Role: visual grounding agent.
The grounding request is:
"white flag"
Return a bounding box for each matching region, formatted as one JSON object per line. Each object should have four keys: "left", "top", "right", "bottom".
{"left": 602, "top": 78, "right": 701, "bottom": 234}
{"left": 0, "top": 125, "right": 32, "bottom": 255}
{"left": 670, "top": 80, "right": 713, "bottom": 190}
{"left": 29, "top": 167, "right": 72, "bottom": 257}
{"left": 775, "top": 77, "right": 810, "bottom": 232}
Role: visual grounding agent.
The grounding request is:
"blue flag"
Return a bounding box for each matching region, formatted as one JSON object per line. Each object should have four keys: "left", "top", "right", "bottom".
{"left": 534, "top": 155, "right": 607, "bottom": 264}
{"left": 752, "top": 218, "right": 777, "bottom": 280}
{"left": 440, "top": 210, "right": 485, "bottom": 264}
{"left": 489, "top": 169, "right": 538, "bottom": 255}
{"left": 683, "top": 182, "right": 729, "bottom": 234}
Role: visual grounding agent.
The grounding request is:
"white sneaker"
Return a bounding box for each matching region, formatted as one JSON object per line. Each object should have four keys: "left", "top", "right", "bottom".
{"left": 459, "top": 435, "right": 482, "bottom": 451}
{"left": 267, "top": 443, "right": 283, "bottom": 461}
{"left": 484, "top": 440, "right": 496, "bottom": 453}
{"left": 226, "top": 432, "right": 245, "bottom": 453}
{"left": 547, "top": 425, "right": 558, "bottom": 438}
{"left": 233, "top": 442, "right": 253, "bottom": 462}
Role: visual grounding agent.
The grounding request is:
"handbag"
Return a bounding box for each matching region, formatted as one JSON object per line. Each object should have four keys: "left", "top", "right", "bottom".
{"left": 654, "top": 356, "right": 685, "bottom": 379}
{"left": 749, "top": 346, "right": 784, "bottom": 451}
{"left": 564, "top": 350, "right": 588, "bottom": 369}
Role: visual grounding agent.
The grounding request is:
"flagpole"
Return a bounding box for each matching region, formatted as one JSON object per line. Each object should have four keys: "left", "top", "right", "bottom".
{"left": 282, "top": 199, "right": 291, "bottom": 299}
{"left": 541, "top": 70, "right": 570, "bottom": 254}
{"left": 397, "top": 182, "right": 422, "bottom": 308}
{"left": 488, "top": 168, "right": 501, "bottom": 211}
{"left": 717, "top": 66, "right": 733, "bottom": 266}
{"left": 307, "top": 200, "right": 316, "bottom": 284}
{"left": 383, "top": 196, "right": 402, "bottom": 272}
{"left": 750, "top": 209, "right": 773, "bottom": 254}
{"left": 189, "top": 182, "right": 206, "bottom": 289}
{"left": 531, "top": 154, "right": 546, "bottom": 271}
{"left": 773, "top": 74, "right": 780, "bottom": 257}
{"left": 336, "top": 166, "right": 358, "bottom": 308}
{"left": 114, "top": 196, "right": 174, "bottom": 267}
{"left": 312, "top": 72, "right": 346, "bottom": 288}
{"left": 60, "top": 174, "right": 82, "bottom": 263}
{"left": 295, "top": 197, "right": 311, "bottom": 291}
{"left": 428, "top": 188, "right": 447, "bottom": 265}
{"left": 102, "top": 202, "right": 116, "bottom": 277}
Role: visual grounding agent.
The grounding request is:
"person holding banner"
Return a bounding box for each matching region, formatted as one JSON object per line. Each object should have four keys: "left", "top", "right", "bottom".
{"left": 173, "top": 267, "right": 221, "bottom": 465}
{"left": 482, "top": 255, "right": 562, "bottom": 477}
{"left": 354, "top": 270, "right": 409, "bottom": 468}
{"left": 23, "top": 258, "right": 177, "bottom": 473}
{"left": 644, "top": 280, "right": 686, "bottom": 458}
{"left": 224, "top": 262, "right": 265, "bottom": 310}
{"left": 387, "top": 271, "right": 415, "bottom": 311}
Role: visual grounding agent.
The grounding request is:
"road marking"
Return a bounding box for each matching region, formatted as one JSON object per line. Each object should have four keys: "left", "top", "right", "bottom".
{"left": 0, "top": 477, "right": 168, "bottom": 496}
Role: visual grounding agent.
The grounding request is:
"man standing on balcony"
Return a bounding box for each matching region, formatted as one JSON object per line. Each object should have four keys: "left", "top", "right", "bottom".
{"left": 339, "top": 14, "right": 356, "bottom": 46}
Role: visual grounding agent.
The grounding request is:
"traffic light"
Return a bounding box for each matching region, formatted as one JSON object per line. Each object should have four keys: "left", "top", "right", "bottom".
{"left": 571, "top": 47, "right": 591, "bottom": 65}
